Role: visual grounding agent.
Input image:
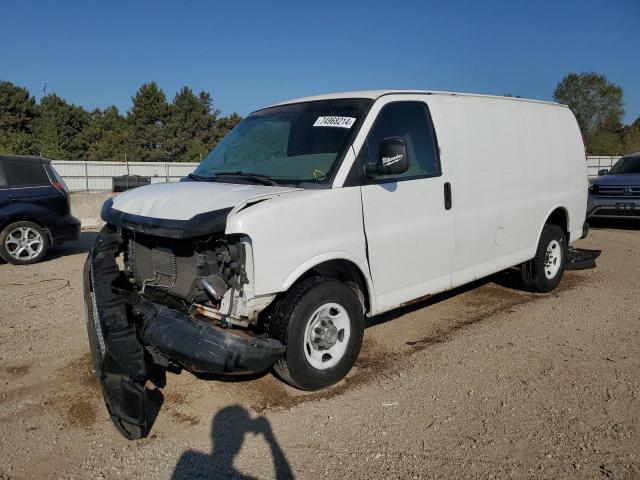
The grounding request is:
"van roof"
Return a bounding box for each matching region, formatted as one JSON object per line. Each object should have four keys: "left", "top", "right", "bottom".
{"left": 269, "top": 90, "right": 567, "bottom": 109}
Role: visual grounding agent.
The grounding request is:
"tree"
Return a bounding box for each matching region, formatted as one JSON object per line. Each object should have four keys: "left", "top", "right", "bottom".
{"left": 214, "top": 112, "right": 242, "bottom": 144}
{"left": 127, "top": 82, "right": 170, "bottom": 161}
{"left": 166, "top": 87, "right": 217, "bottom": 162}
{"left": 0, "top": 80, "right": 38, "bottom": 154}
{"left": 79, "top": 106, "right": 134, "bottom": 161}
{"left": 553, "top": 73, "right": 624, "bottom": 154}
{"left": 622, "top": 117, "right": 640, "bottom": 154}
{"left": 33, "top": 94, "right": 89, "bottom": 159}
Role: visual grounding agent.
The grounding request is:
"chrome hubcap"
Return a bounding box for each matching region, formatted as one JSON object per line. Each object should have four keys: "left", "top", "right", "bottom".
{"left": 303, "top": 302, "right": 351, "bottom": 370}
{"left": 5, "top": 227, "right": 44, "bottom": 260}
{"left": 544, "top": 239, "right": 562, "bottom": 279}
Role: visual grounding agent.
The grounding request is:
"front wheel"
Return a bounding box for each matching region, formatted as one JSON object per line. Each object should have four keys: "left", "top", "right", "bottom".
{"left": 267, "top": 277, "right": 365, "bottom": 391}
{"left": 520, "top": 224, "right": 567, "bottom": 292}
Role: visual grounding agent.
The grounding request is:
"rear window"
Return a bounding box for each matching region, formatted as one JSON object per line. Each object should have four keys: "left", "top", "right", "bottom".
{"left": 4, "top": 160, "right": 50, "bottom": 187}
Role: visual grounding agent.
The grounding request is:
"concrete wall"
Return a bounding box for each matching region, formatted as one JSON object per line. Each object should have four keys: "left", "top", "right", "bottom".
{"left": 70, "top": 191, "right": 112, "bottom": 224}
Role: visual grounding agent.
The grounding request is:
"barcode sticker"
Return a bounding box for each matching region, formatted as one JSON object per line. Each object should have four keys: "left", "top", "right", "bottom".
{"left": 313, "top": 116, "right": 356, "bottom": 128}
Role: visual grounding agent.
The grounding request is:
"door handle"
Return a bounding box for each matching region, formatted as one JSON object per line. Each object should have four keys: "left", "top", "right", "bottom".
{"left": 444, "top": 182, "right": 452, "bottom": 210}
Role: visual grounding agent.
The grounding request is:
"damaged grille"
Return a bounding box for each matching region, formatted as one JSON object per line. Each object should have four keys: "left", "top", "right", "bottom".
{"left": 129, "top": 236, "right": 198, "bottom": 299}
{"left": 123, "top": 230, "right": 246, "bottom": 308}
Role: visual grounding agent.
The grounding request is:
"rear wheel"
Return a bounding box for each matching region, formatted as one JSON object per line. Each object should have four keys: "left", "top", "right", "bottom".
{"left": 520, "top": 224, "right": 567, "bottom": 292}
{"left": 268, "top": 277, "right": 364, "bottom": 391}
{"left": 0, "top": 221, "right": 49, "bottom": 265}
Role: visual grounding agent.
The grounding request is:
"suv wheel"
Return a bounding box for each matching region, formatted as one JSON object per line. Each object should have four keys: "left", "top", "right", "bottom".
{"left": 520, "top": 224, "right": 567, "bottom": 292}
{"left": 268, "top": 277, "right": 365, "bottom": 391}
{"left": 0, "top": 221, "right": 50, "bottom": 265}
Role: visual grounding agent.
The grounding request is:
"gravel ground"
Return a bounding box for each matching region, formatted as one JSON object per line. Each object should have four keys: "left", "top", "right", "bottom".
{"left": 0, "top": 220, "right": 639, "bottom": 479}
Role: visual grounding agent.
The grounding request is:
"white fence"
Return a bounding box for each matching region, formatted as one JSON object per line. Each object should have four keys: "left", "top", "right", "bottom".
{"left": 52, "top": 156, "right": 622, "bottom": 192}
{"left": 51, "top": 160, "right": 199, "bottom": 191}
{"left": 586, "top": 156, "right": 620, "bottom": 178}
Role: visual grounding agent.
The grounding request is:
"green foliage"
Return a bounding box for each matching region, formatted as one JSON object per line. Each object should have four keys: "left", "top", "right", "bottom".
{"left": 0, "top": 80, "right": 243, "bottom": 162}
{"left": 127, "top": 82, "right": 170, "bottom": 162}
{"left": 34, "top": 94, "right": 90, "bottom": 159}
{"left": 622, "top": 118, "right": 640, "bottom": 154}
{"left": 0, "top": 80, "right": 37, "bottom": 134}
{"left": 166, "top": 87, "right": 217, "bottom": 162}
{"left": 553, "top": 72, "right": 626, "bottom": 155}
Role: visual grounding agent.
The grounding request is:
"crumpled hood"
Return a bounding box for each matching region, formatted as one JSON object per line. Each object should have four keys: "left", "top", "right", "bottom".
{"left": 111, "top": 181, "right": 299, "bottom": 220}
{"left": 591, "top": 173, "right": 640, "bottom": 186}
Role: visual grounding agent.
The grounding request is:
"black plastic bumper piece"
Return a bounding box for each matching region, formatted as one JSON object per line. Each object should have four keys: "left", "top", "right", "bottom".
{"left": 84, "top": 225, "right": 285, "bottom": 439}
{"left": 135, "top": 301, "right": 285, "bottom": 375}
{"left": 84, "top": 226, "right": 149, "bottom": 440}
{"left": 566, "top": 247, "right": 602, "bottom": 270}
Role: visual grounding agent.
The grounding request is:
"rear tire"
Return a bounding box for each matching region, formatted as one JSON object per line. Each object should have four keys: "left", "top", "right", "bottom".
{"left": 0, "top": 221, "right": 49, "bottom": 265}
{"left": 267, "top": 277, "right": 364, "bottom": 391}
{"left": 520, "top": 224, "right": 567, "bottom": 292}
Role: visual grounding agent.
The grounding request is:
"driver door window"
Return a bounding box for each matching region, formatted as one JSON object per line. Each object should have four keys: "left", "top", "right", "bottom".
{"left": 362, "top": 101, "right": 441, "bottom": 181}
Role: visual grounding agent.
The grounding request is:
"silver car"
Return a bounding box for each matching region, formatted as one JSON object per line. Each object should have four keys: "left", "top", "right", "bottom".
{"left": 587, "top": 153, "right": 640, "bottom": 219}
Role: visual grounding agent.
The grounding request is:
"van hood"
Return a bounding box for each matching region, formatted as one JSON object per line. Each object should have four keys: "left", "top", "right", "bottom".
{"left": 101, "top": 181, "right": 300, "bottom": 239}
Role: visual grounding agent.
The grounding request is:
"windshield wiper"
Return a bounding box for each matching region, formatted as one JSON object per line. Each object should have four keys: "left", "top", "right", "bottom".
{"left": 187, "top": 173, "right": 215, "bottom": 182}
{"left": 213, "top": 171, "right": 279, "bottom": 186}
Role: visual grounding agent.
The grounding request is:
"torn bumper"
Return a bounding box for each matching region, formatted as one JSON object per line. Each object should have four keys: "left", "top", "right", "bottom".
{"left": 83, "top": 226, "right": 284, "bottom": 439}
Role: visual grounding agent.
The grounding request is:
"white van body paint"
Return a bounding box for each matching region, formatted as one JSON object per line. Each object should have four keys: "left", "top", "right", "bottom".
{"left": 109, "top": 90, "right": 587, "bottom": 318}
{"left": 111, "top": 180, "right": 298, "bottom": 220}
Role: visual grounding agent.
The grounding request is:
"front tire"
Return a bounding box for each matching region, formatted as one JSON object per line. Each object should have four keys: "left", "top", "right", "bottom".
{"left": 267, "top": 277, "right": 365, "bottom": 391}
{"left": 520, "top": 224, "right": 567, "bottom": 292}
{"left": 0, "top": 221, "right": 49, "bottom": 265}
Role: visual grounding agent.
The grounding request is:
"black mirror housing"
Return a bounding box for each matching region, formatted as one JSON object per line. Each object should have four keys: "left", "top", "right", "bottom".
{"left": 598, "top": 168, "right": 609, "bottom": 176}
{"left": 366, "top": 137, "right": 409, "bottom": 177}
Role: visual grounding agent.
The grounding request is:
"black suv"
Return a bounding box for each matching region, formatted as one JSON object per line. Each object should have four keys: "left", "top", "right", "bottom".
{"left": 0, "top": 155, "right": 80, "bottom": 264}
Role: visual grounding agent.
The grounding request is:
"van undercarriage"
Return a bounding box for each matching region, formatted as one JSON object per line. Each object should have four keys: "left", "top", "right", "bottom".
{"left": 84, "top": 225, "right": 284, "bottom": 439}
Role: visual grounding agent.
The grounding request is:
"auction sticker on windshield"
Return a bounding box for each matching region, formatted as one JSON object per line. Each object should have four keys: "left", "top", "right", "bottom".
{"left": 313, "top": 116, "right": 356, "bottom": 128}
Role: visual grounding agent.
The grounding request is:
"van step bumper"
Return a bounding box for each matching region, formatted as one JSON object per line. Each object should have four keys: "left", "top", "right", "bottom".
{"left": 83, "top": 225, "right": 284, "bottom": 440}
{"left": 566, "top": 247, "right": 601, "bottom": 271}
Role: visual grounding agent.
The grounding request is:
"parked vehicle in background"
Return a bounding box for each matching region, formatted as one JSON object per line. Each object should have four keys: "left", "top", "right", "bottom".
{"left": 588, "top": 152, "right": 640, "bottom": 219}
{"left": 0, "top": 155, "right": 80, "bottom": 264}
{"left": 85, "top": 90, "right": 591, "bottom": 439}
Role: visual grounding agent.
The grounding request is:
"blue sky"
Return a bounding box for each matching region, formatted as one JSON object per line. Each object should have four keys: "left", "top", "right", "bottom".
{"left": 1, "top": 0, "right": 639, "bottom": 123}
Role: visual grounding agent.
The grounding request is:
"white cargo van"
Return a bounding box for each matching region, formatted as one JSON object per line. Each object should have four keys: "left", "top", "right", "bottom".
{"left": 85, "top": 91, "right": 590, "bottom": 438}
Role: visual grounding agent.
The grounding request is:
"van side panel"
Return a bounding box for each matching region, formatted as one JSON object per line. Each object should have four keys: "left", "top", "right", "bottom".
{"left": 444, "top": 96, "right": 587, "bottom": 287}
{"left": 521, "top": 104, "right": 587, "bottom": 242}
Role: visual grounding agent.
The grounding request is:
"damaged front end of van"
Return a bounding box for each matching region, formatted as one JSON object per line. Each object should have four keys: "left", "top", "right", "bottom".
{"left": 83, "top": 197, "right": 285, "bottom": 439}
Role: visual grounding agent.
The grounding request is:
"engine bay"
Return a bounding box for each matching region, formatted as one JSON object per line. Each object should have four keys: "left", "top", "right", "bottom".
{"left": 121, "top": 229, "right": 252, "bottom": 327}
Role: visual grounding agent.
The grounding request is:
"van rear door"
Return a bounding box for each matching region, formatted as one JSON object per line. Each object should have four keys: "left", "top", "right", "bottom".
{"left": 358, "top": 100, "right": 454, "bottom": 312}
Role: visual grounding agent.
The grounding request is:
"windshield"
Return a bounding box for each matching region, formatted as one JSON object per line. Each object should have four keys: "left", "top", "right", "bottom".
{"left": 609, "top": 155, "right": 640, "bottom": 175}
{"left": 193, "top": 98, "right": 372, "bottom": 186}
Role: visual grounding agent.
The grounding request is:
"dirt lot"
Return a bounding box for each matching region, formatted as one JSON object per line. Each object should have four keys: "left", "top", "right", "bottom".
{"left": 0, "top": 220, "right": 639, "bottom": 479}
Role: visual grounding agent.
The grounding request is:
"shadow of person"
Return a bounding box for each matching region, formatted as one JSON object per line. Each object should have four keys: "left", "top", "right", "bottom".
{"left": 171, "top": 405, "right": 293, "bottom": 480}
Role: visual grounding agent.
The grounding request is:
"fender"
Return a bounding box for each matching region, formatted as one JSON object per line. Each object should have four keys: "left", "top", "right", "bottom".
{"left": 280, "top": 251, "right": 377, "bottom": 314}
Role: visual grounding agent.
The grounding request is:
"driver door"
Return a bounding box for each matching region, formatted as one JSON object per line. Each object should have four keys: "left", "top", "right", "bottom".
{"left": 359, "top": 100, "right": 454, "bottom": 312}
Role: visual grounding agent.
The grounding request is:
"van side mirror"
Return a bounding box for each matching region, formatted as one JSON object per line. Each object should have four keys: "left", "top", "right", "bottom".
{"left": 598, "top": 168, "right": 609, "bottom": 176}
{"left": 365, "top": 137, "right": 409, "bottom": 177}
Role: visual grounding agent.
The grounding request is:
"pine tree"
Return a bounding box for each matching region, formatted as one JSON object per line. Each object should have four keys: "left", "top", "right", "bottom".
{"left": 33, "top": 94, "right": 89, "bottom": 159}
{"left": 0, "top": 80, "right": 38, "bottom": 154}
{"left": 127, "top": 82, "right": 170, "bottom": 161}
{"left": 166, "top": 87, "right": 217, "bottom": 162}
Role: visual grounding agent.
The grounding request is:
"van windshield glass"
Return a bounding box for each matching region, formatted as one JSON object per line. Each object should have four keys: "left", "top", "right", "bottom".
{"left": 608, "top": 156, "right": 640, "bottom": 174}
{"left": 193, "top": 98, "right": 372, "bottom": 186}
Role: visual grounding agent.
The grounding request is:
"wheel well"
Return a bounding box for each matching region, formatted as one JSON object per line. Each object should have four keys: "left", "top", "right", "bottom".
{"left": 298, "top": 259, "right": 371, "bottom": 314}
{"left": 545, "top": 207, "right": 569, "bottom": 238}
